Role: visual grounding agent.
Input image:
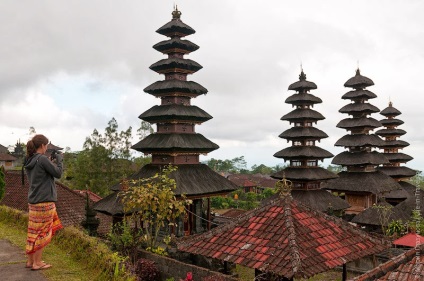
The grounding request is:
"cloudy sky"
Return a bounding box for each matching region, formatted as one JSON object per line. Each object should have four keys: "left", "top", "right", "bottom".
{"left": 1, "top": 1, "right": 423, "bottom": 170}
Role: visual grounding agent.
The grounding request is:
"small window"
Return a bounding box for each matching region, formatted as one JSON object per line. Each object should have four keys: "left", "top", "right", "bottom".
{"left": 307, "top": 160, "right": 317, "bottom": 167}
{"left": 291, "top": 160, "right": 302, "bottom": 167}
{"left": 305, "top": 140, "right": 314, "bottom": 146}
{"left": 294, "top": 141, "right": 302, "bottom": 146}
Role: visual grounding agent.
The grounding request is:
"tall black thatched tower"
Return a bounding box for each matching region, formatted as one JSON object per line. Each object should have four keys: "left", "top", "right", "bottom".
{"left": 324, "top": 69, "right": 401, "bottom": 215}
{"left": 94, "top": 7, "right": 237, "bottom": 235}
{"left": 272, "top": 70, "right": 349, "bottom": 214}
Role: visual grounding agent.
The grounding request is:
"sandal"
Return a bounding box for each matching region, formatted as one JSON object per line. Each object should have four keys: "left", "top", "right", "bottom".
{"left": 31, "top": 263, "right": 52, "bottom": 271}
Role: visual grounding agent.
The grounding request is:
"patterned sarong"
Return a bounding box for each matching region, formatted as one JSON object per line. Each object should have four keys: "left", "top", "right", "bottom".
{"left": 26, "top": 202, "right": 63, "bottom": 254}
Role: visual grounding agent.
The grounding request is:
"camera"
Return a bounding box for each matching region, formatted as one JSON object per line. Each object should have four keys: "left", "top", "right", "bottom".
{"left": 50, "top": 149, "right": 58, "bottom": 160}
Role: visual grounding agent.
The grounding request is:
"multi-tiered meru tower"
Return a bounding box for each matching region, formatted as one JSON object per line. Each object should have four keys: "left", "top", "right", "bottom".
{"left": 352, "top": 101, "right": 417, "bottom": 228}
{"left": 272, "top": 70, "right": 349, "bottom": 214}
{"left": 133, "top": 8, "right": 218, "bottom": 164}
{"left": 94, "top": 8, "right": 237, "bottom": 236}
{"left": 324, "top": 69, "right": 401, "bottom": 215}
{"left": 376, "top": 102, "right": 416, "bottom": 181}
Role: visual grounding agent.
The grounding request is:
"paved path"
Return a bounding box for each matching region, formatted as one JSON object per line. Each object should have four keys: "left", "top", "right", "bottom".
{"left": 0, "top": 239, "right": 48, "bottom": 281}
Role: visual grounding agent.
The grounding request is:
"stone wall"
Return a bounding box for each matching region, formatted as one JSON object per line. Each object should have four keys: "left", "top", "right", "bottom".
{"left": 138, "top": 250, "right": 239, "bottom": 281}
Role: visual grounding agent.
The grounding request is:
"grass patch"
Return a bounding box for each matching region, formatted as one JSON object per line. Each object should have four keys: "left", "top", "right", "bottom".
{"left": 0, "top": 205, "right": 135, "bottom": 281}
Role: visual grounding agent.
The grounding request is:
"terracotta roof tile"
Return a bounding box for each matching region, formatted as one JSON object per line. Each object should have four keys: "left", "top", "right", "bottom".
{"left": 178, "top": 195, "right": 390, "bottom": 279}
{"left": 1, "top": 170, "right": 112, "bottom": 236}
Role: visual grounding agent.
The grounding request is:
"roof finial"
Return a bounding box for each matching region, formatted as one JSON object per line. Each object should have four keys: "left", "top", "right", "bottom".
{"left": 275, "top": 172, "right": 293, "bottom": 197}
{"left": 299, "top": 63, "right": 306, "bottom": 81}
{"left": 172, "top": 4, "right": 181, "bottom": 19}
{"left": 356, "top": 60, "right": 361, "bottom": 76}
{"left": 389, "top": 97, "right": 393, "bottom": 107}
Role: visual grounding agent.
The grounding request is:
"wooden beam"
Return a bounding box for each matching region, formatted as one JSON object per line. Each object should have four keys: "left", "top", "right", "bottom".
{"left": 342, "top": 263, "right": 347, "bottom": 281}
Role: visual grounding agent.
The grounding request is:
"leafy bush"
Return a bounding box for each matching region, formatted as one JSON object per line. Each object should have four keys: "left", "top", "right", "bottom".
{"left": 134, "top": 258, "right": 159, "bottom": 281}
{"left": 387, "top": 219, "right": 406, "bottom": 237}
{"left": 108, "top": 219, "right": 143, "bottom": 264}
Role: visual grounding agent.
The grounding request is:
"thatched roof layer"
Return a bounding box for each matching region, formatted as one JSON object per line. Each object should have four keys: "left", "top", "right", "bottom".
{"left": 335, "top": 134, "right": 384, "bottom": 147}
{"left": 339, "top": 103, "right": 380, "bottom": 115}
{"left": 337, "top": 117, "right": 381, "bottom": 129}
{"left": 132, "top": 133, "right": 219, "bottom": 153}
{"left": 384, "top": 186, "right": 410, "bottom": 199}
{"left": 150, "top": 58, "right": 202, "bottom": 73}
{"left": 379, "top": 140, "right": 410, "bottom": 148}
{"left": 177, "top": 195, "right": 389, "bottom": 279}
{"left": 156, "top": 18, "right": 195, "bottom": 37}
{"left": 144, "top": 80, "right": 207, "bottom": 96}
{"left": 112, "top": 164, "right": 237, "bottom": 194}
{"left": 281, "top": 108, "right": 325, "bottom": 121}
{"left": 351, "top": 201, "right": 395, "bottom": 226}
{"left": 351, "top": 182, "right": 422, "bottom": 226}
{"left": 272, "top": 166, "right": 338, "bottom": 181}
{"left": 344, "top": 69, "right": 374, "bottom": 89}
{"left": 139, "top": 104, "right": 212, "bottom": 123}
{"left": 323, "top": 171, "right": 401, "bottom": 194}
{"left": 380, "top": 105, "right": 401, "bottom": 117}
{"left": 342, "top": 89, "right": 377, "bottom": 100}
{"left": 375, "top": 128, "right": 406, "bottom": 137}
{"left": 92, "top": 192, "right": 125, "bottom": 216}
{"left": 288, "top": 80, "right": 317, "bottom": 91}
{"left": 287, "top": 70, "right": 318, "bottom": 91}
{"left": 94, "top": 164, "right": 238, "bottom": 216}
{"left": 379, "top": 118, "right": 404, "bottom": 126}
{"left": 377, "top": 166, "right": 417, "bottom": 178}
{"left": 332, "top": 151, "right": 389, "bottom": 166}
{"left": 285, "top": 93, "right": 322, "bottom": 105}
{"left": 274, "top": 146, "right": 334, "bottom": 159}
{"left": 153, "top": 38, "right": 199, "bottom": 53}
{"left": 279, "top": 127, "right": 328, "bottom": 140}
{"left": 291, "top": 189, "right": 350, "bottom": 212}
{"left": 381, "top": 152, "right": 413, "bottom": 163}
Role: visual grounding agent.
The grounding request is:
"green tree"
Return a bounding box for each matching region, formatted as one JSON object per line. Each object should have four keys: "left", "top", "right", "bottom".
{"left": 119, "top": 165, "right": 191, "bottom": 251}
{"left": 64, "top": 118, "right": 136, "bottom": 196}
{"left": 327, "top": 164, "right": 343, "bottom": 174}
{"left": 409, "top": 170, "right": 424, "bottom": 189}
{"left": 206, "top": 156, "right": 247, "bottom": 173}
{"left": 136, "top": 121, "right": 154, "bottom": 141}
{"left": 0, "top": 166, "right": 5, "bottom": 201}
{"left": 250, "top": 164, "right": 273, "bottom": 175}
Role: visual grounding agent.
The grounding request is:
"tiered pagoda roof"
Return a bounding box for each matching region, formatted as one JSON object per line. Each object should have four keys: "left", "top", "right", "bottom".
{"left": 94, "top": 8, "right": 237, "bottom": 217}
{"left": 272, "top": 70, "right": 348, "bottom": 212}
{"left": 132, "top": 7, "right": 218, "bottom": 161}
{"left": 325, "top": 69, "right": 401, "bottom": 196}
{"left": 376, "top": 102, "right": 416, "bottom": 180}
{"left": 353, "top": 103, "right": 418, "bottom": 225}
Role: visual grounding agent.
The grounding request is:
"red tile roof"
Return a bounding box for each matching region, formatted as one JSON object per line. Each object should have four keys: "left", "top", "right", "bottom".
{"left": 351, "top": 245, "right": 424, "bottom": 280}
{"left": 0, "top": 153, "right": 17, "bottom": 161}
{"left": 227, "top": 174, "right": 278, "bottom": 189}
{"left": 393, "top": 233, "right": 424, "bottom": 248}
{"left": 1, "top": 170, "right": 112, "bottom": 235}
{"left": 178, "top": 195, "right": 390, "bottom": 279}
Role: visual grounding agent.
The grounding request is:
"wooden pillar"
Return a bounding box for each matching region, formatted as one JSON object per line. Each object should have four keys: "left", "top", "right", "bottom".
{"left": 342, "top": 263, "right": 347, "bottom": 281}
{"left": 207, "top": 197, "right": 211, "bottom": 230}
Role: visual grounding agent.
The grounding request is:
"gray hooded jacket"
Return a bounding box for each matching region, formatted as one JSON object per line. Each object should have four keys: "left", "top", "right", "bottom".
{"left": 25, "top": 153, "right": 63, "bottom": 204}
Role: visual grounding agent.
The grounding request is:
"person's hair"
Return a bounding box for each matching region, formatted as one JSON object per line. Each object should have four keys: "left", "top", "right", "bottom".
{"left": 26, "top": 134, "right": 49, "bottom": 157}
